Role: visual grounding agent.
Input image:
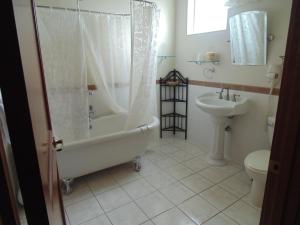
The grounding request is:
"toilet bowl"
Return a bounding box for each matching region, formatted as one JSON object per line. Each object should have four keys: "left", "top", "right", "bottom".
{"left": 244, "top": 116, "right": 275, "bottom": 207}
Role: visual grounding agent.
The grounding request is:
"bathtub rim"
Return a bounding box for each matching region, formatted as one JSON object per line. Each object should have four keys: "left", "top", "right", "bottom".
{"left": 62, "top": 115, "right": 159, "bottom": 150}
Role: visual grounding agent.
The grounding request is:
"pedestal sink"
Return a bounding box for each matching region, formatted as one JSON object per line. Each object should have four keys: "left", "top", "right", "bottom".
{"left": 196, "top": 93, "right": 249, "bottom": 166}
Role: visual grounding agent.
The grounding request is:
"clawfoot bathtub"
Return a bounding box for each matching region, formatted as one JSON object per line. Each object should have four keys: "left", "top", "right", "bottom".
{"left": 57, "top": 113, "right": 159, "bottom": 193}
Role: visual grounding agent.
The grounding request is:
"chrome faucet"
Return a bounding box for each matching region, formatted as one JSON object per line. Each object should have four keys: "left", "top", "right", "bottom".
{"left": 225, "top": 88, "right": 230, "bottom": 100}
{"left": 89, "top": 105, "right": 94, "bottom": 129}
{"left": 216, "top": 88, "right": 230, "bottom": 100}
{"left": 216, "top": 88, "right": 224, "bottom": 99}
{"left": 232, "top": 94, "right": 240, "bottom": 102}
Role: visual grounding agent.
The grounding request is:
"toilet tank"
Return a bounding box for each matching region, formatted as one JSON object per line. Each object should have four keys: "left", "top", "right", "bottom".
{"left": 267, "top": 116, "right": 276, "bottom": 145}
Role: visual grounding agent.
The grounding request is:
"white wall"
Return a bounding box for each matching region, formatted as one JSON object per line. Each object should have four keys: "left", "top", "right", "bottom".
{"left": 35, "top": 0, "right": 292, "bottom": 164}
{"left": 35, "top": 0, "right": 176, "bottom": 78}
{"left": 175, "top": 0, "right": 292, "bottom": 87}
{"left": 175, "top": 0, "right": 292, "bottom": 164}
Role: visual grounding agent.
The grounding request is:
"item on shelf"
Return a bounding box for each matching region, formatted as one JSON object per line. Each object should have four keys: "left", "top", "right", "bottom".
{"left": 206, "top": 52, "right": 217, "bottom": 61}
{"left": 166, "top": 80, "right": 180, "bottom": 86}
{"left": 159, "top": 69, "right": 189, "bottom": 139}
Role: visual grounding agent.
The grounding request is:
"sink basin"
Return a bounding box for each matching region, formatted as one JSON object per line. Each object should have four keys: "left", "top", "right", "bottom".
{"left": 196, "top": 93, "right": 249, "bottom": 117}
{"left": 195, "top": 92, "right": 249, "bottom": 166}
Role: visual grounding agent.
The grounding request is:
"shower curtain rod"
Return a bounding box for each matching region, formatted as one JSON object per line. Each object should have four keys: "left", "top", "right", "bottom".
{"left": 133, "top": 0, "right": 156, "bottom": 5}
{"left": 35, "top": 5, "right": 131, "bottom": 16}
{"left": 36, "top": 0, "right": 156, "bottom": 16}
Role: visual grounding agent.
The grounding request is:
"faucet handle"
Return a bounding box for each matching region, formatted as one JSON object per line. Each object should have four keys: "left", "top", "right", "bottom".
{"left": 225, "top": 88, "right": 230, "bottom": 100}
{"left": 232, "top": 94, "right": 240, "bottom": 102}
{"left": 216, "top": 91, "right": 223, "bottom": 99}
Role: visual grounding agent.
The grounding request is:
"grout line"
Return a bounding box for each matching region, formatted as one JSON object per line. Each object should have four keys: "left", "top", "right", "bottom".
{"left": 64, "top": 209, "right": 71, "bottom": 225}
{"left": 117, "top": 182, "right": 150, "bottom": 224}
{"left": 150, "top": 142, "right": 252, "bottom": 224}
{"left": 64, "top": 140, "right": 256, "bottom": 225}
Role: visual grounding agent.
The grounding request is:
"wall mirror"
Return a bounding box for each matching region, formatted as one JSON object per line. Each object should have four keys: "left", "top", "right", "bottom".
{"left": 229, "top": 11, "right": 267, "bottom": 65}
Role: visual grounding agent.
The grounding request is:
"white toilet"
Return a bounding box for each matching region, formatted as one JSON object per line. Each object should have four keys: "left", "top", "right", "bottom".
{"left": 244, "top": 116, "right": 275, "bottom": 207}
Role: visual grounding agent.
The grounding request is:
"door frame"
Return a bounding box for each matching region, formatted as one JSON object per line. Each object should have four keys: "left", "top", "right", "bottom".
{"left": 2, "top": 0, "right": 53, "bottom": 224}
{"left": 260, "top": 0, "right": 300, "bottom": 224}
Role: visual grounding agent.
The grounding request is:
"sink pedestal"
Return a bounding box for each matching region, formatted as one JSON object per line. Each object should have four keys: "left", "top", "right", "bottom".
{"left": 195, "top": 92, "right": 249, "bottom": 166}
{"left": 208, "top": 116, "right": 227, "bottom": 166}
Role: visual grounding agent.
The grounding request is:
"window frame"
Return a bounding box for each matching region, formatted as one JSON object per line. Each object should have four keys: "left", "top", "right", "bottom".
{"left": 187, "top": 0, "right": 229, "bottom": 35}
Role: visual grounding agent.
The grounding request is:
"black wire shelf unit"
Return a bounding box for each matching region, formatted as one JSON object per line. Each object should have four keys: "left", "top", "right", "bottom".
{"left": 160, "top": 70, "right": 189, "bottom": 139}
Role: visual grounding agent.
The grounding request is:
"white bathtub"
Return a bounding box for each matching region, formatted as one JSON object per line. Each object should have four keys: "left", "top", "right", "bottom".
{"left": 57, "top": 113, "right": 159, "bottom": 179}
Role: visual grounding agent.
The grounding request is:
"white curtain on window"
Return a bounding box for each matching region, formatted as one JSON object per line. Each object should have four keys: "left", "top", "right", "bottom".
{"left": 125, "top": 1, "right": 160, "bottom": 129}
{"left": 36, "top": 8, "right": 89, "bottom": 143}
{"left": 80, "top": 13, "right": 131, "bottom": 114}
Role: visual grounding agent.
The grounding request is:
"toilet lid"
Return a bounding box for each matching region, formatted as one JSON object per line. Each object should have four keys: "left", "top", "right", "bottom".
{"left": 245, "top": 150, "right": 270, "bottom": 173}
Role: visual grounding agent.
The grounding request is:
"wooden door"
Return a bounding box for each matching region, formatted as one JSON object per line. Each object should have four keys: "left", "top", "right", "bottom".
{"left": 2, "top": 0, "right": 66, "bottom": 224}
{"left": 260, "top": 0, "right": 300, "bottom": 224}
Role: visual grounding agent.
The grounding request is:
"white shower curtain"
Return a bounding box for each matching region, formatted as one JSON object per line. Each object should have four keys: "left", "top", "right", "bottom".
{"left": 81, "top": 1, "right": 159, "bottom": 129}
{"left": 36, "top": 8, "right": 89, "bottom": 143}
{"left": 81, "top": 13, "right": 131, "bottom": 113}
{"left": 36, "top": 0, "right": 159, "bottom": 138}
{"left": 126, "top": 1, "right": 160, "bottom": 129}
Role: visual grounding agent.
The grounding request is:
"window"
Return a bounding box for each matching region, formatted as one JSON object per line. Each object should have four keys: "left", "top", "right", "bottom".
{"left": 187, "top": 0, "right": 228, "bottom": 35}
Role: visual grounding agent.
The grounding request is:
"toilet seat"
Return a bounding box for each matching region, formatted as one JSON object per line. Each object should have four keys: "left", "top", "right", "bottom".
{"left": 245, "top": 150, "right": 270, "bottom": 174}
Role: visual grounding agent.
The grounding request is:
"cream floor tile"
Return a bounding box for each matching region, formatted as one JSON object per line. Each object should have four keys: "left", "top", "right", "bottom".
{"left": 139, "top": 160, "right": 161, "bottom": 177}
{"left": 181, "top": 174, "right": 214, "bottom": 193}
{"left": 242, "top": 194, "right": 262, "bottom": 210}
{"left": 166, "top": 164, "right": 193, "bottom": 180}
{"left": 65, "top": 197, "right": 104, "bottom": 225}
{"left": 203, "top": 213, "right": 239, "bottom": 225}
{"left": 175, "top": 142, "right": 207, "bottom": 156}
{"left": 96, "top": 187, "right": 132, "bottom": 212}
{"left": 224, "top": 201, "right": 261, "bottom": 225}
{"left": 219, "top": 172, "right": 251, "bottom": 198}
{"left": 63, "top": 180, "right": 93, "bottom": 207}
{"left": 145, "top": 151, "right": 169, "bottom": 162}
{"left": 160, "top": 182, "right": 195, "bottom": 205}
{"left": 200, "top": 186, "right": 238, "bottom": 210}
{"left": 107, "top": 202, "right": 148, "bottom": 225}
{"left": 111, "top": 165, "right": 141, "bottom": 185}
{"left": 154, "top": 157, "right": 179, "bottom": 169}
{"left": 186, "top": 145, "right": 208, "bottom": 157}
{"left": 155, "top": 144, "right": 181, "bottom": 154}
{"left": 85, "top": 171, "right": 119, "bottom": 196}
{"left": 167, "top": 138, "right": 188, "bottom": 146}
{"left": 198, "top": 165, "right": 240, "bottom": 183}
{"left": 80, "top": 214, "right": 112, "bottom": 225}
{"left": 142, "top": 221, "right": 155, "bottom": 225}
{"left": 136, "top": 191, "right": 174, "bottom": 218}
{"left": 145, "top": 172, "right": 177, "bottom": 189}
{"left": 179, "top": 195, "right": 219, "bottom": 225}
{"left": 170, "top": 150, "right": 195, "bottom": 163}
{"left": 183, "top": 157, "right": 211, "bottom": 172}
{"left": 234, "top": 171, "right": 252, "bottom": 184}
{"left": 122, "top": 178, "right": 156, "bottom": 199}
{"left": 152, "top": 207, "right": 196, "bottom": 225}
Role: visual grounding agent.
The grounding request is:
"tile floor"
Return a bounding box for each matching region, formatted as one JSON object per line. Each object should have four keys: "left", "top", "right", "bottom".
{"left": 62, "top": 137, "right": 261, "bottom": 225}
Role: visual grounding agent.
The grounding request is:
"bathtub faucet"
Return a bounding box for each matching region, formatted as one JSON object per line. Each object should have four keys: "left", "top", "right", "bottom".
{"left": 89, "top": 105, "right": 94, "bottom": 129}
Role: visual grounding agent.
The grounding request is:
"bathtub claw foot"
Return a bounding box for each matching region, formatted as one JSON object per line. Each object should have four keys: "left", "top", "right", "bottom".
{"left": 134, "top": 157, "right": 142, "bottom": 172}
{"left": 61, "top": 178, "right": 74, "bottom": 195}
